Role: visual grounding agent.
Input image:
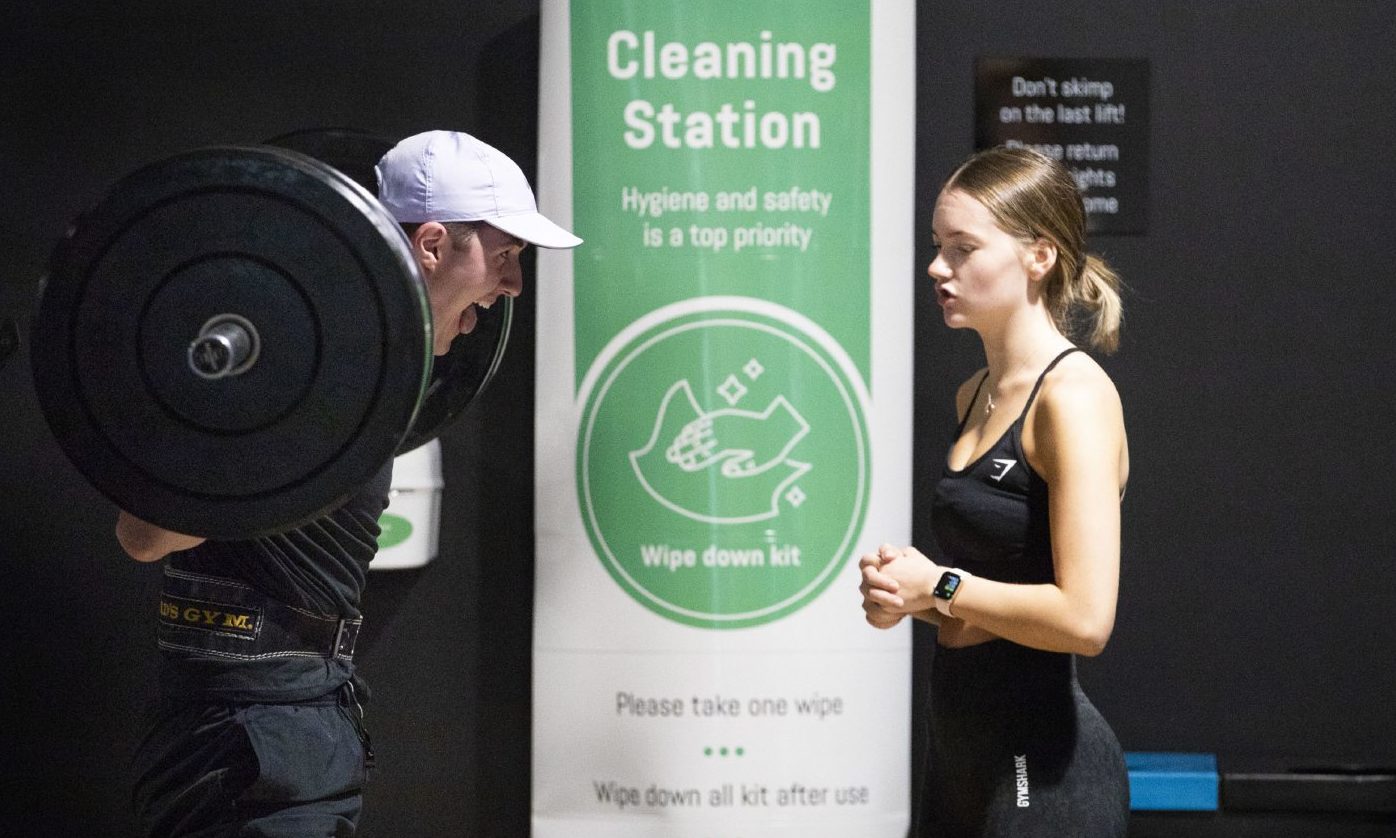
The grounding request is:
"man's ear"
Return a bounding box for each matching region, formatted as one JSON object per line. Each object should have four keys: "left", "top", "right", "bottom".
{"left": 411, "top": 222, "right": 449, "bottom": 273}
{"left": 1026, "top": 236, "right": 1058, "bottom": 283}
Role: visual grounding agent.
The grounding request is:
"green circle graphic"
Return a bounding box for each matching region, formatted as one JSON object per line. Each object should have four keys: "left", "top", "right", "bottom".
{"left": 377, "top": 513, "right": 413, "bottom": 549}
{"left": 578, "top": 307, "right": 869, "bottom": 628}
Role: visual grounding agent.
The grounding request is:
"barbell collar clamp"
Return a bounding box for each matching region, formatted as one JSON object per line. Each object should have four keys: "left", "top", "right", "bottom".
{"left": 188, "top": 313, "right": 260, "bottom": 380}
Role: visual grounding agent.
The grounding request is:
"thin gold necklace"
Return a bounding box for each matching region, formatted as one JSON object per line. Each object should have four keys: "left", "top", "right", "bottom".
{"left": 984, "top": 352, "right": 1049, "bottom": 416}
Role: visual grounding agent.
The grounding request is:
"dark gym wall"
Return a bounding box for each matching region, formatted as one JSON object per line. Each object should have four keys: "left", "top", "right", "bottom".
{"left": 2, "top": 3, "right": 1393, "bottom": 837}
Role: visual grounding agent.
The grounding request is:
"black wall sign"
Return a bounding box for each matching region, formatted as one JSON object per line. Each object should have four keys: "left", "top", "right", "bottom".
{"left": 976, "top": 58, "right": 1150, "bottom": 235}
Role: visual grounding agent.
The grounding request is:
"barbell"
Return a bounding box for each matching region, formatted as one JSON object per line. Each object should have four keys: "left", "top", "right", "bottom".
{"left": 30, "top": 130, "right": 512, "bottom": 540}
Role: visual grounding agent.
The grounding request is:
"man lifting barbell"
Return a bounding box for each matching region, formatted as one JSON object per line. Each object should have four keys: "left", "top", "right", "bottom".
{"left": 35, "top": 130, "right": 580, "bottom": 836}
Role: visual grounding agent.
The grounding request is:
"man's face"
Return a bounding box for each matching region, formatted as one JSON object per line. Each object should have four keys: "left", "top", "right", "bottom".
{"left": 414, "top": 222, "right": 527, "bottom": 356}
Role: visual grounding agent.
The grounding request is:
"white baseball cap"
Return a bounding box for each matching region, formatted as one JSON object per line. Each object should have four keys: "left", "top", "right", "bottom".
{"left": 375, "top": 130, "right": 582, "bottom": 249}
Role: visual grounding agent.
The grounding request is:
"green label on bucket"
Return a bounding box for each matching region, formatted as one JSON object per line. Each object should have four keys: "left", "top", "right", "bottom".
{"left": 377, "top": 513, "right": 413, "bottom": 549}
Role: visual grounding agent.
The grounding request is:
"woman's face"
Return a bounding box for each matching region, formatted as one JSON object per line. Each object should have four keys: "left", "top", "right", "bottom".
{"left": 927, "top": 188, "right": 1038, "bottom": 332}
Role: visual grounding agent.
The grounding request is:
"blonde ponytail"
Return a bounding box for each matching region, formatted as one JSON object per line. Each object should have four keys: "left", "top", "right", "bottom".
{"left": 1077, "top": 254, "right": 1123, "bottom": 354}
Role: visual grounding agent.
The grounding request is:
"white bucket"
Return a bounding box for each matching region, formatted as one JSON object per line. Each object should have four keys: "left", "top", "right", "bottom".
{"left": 372, "top": 438, "right": 443, "bottom": 570}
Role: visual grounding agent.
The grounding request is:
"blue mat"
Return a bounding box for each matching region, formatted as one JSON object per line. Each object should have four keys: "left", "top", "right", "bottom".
{"left": 1126, "top": 752, "right": 1219, "bottom": 811}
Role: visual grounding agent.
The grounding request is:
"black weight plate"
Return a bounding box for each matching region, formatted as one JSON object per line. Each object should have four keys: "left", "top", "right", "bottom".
{"left": 396, "top": 295, "right": 512, "bottom": 453}
{"left": 31, "top": 146, "right": 432, "bottom": 538}
{"left": 264, "top": 127, "right": 393, "bottom": 194}
{"left": 263, "top": 128, "right": 513, "bottom": 455}
{"left": 0, "top": 317, "right": 17, "bottom": 370}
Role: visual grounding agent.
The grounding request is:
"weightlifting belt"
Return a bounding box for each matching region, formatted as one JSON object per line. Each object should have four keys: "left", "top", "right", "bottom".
{"left": 157, "top": 566, "right": 361, "bottom": 662}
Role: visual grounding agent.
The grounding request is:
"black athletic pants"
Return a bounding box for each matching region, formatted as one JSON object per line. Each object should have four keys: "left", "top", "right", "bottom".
{"left": 132, "top": 683, "right": 372, "bottom": 837}
{"left": 916, "top": 641, "right": 1129, "bottom": 838}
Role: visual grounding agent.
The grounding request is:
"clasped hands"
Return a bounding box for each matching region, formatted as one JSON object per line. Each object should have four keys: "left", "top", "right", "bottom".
{"left": 858, "top": 543, "right": 944, "bottom": 629}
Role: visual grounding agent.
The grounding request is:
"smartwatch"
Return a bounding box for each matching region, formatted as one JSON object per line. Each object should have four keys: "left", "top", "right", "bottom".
{"left": 932, "top": 568, "right": 970, "bottom": 617}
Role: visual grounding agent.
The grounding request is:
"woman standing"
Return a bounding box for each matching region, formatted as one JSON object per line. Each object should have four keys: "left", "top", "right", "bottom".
{"left": 860, "top": 146, "right": 1130, "bottom": 837}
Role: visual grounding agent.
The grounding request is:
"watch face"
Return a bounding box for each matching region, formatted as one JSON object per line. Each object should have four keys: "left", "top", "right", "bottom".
{"left": 934, "top": 572, "right": 962, "bottom": 600}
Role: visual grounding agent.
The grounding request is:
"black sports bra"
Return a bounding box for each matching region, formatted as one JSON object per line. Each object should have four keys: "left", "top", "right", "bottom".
{"left": 929, "top": 348, "right": 1079, "bottom": 584}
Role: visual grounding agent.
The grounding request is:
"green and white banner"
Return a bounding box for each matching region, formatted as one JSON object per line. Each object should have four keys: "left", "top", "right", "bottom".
{"left": 534, "top": 2, "right": 914, "bottom": 834}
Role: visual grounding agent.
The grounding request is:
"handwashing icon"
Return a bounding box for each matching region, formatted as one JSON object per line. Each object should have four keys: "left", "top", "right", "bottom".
{"left": 630, "top": 379, "right": 812, "bottom": 524}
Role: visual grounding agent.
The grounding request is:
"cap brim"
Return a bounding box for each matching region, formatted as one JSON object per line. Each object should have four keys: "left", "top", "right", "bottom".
{"left": 487, "top": 212, "right": 583, "bottom": 249}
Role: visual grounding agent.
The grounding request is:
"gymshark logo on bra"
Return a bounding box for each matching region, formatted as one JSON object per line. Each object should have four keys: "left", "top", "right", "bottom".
{"left": 1014, "top": 754, "right": 1030, "bottom": 807}
{"left": 989, "top": 459, "right": 1017, "bottom": 482}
